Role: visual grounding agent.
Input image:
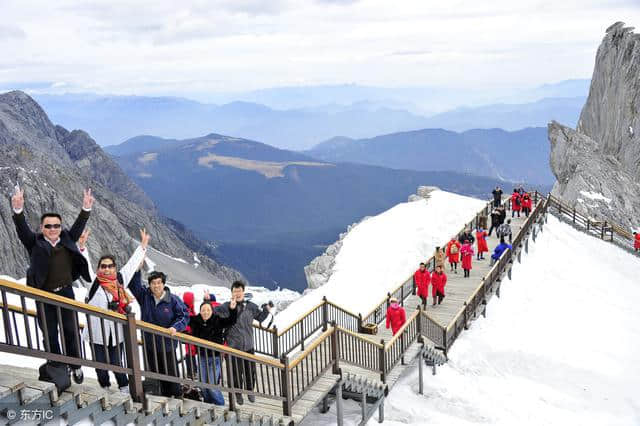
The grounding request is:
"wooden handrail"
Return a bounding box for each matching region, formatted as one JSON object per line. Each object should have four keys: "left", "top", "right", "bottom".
{"left": 325, "top": 299, "right": 359, "bottom": 319}
{"left": 288, "top": 327, "right": 334, "bottom": 369}
{"left": 335, "top": 325, "right": 384, "bottom": 349}
{"left": 276, "top": 300, "right": 325, "bottom": 337}
{"left": 384, "top": 310, "right": 419, "bottom": 349}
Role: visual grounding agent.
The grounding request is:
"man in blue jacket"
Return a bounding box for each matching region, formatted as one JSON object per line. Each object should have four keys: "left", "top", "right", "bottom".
{"left": 128, "top": 264, "right": 189, "bottom": 398}
{"left": 490, "top": 237, "right": 512, "bottom": 266}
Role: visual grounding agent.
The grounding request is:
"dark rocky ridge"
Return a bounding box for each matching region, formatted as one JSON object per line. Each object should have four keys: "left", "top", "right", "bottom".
{"left": 0, "top": 90, "right": 243, "bottom": 285}
{"left": 549, "top": 22, "right": 640, "bottom": 230}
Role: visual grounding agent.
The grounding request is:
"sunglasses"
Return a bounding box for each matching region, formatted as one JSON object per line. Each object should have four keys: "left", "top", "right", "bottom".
{"left": 43, "top": 224, "right": 61, "bottom": 229}
{"left": 99, "top": 264, "right": 116, "bottom": 269}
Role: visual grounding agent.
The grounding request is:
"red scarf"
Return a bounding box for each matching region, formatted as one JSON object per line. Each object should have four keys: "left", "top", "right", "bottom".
{"left": 97, "top": 271, "right": 133, "bottom": 314}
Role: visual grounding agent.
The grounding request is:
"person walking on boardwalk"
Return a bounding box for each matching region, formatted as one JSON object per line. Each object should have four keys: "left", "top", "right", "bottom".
{"left": 460, "top": 240, "right": 474, "bottom": 278}
{"left": 386, "top": 297, "right": 406, "bottom": 335}
{"left": 458, "top": 228, "right": 475, "bottom": 245}
{"left": 634, "top": 231, "right": 640, "bottom": 252}
{"left": 521, "top": 193, "right": 532, "bottom": 217}
{"left": 80, "top": 228, "right": 148, "bottom": 393}
{"left": 446, "top": 238, "right": 461, "bottom": 273}
{"left": 475, "top": 227, "right": 488, "bottom": 260}
{"left": 216, "top": 281, "right": 271, "bottom": 405}
{"left": 497, "top": 219, "right": 513, "bottom": 244}
{"left": 434, "top": 246, "right": 445, "bottom": 269}
{"left": 414, "top": 262, "right": 431, "bottom": 307}
{"left": 489, "top": 207, "right": 501, "bottom": 236}
{"left": 492, "top": 186, "right": 503, "bottom": 208}
{"left": 127, "top": 266, "right": 190, "bottom": 398}
{"left": 490, "top": 237, "right": 512, "bottom": 266}
{"left": 11, "top": 185, "right": 94, "bottom": 385}
{"left": 190, "top": 290, "right": 238, "bottom": 405}
{"left": 431, "top": 265, "right": 447, "bottom": 306}
{"left": 511, "top": 189, "right": 522, "bottom": 218}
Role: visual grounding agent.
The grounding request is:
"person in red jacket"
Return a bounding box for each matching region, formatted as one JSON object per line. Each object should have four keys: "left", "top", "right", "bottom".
{"left": 511, "top": 190, "right": 522, "bottom": 218}
{"left": 385, "top": 297, "right": 406, "bottom": 335}
{"left": 460, "top": 240, "right": 474, "bottom": 278}
{"left": 634, "top": 231, "right": 640, "bottom": 252}
{"left": 445, "top": 238, "right": 461, "bottom": 273}
{"left": 475, "top": 228, "right": 488, "bottom": 260}
{"left": 413, "top": 262, "right": 431, "bottom": 307}
{"left": 431, "top": 265, "right": 447, "bottom": 306}
{"left": 521, "top": 193, "right": 532, "bottom": 217}
{"left": 182, "top": 291, "right": 198, "bottom": 379}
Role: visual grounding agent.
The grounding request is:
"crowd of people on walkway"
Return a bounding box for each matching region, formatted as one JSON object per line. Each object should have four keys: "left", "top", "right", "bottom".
{"left": 9, "top": 186, "right": 271, "bottom": 405}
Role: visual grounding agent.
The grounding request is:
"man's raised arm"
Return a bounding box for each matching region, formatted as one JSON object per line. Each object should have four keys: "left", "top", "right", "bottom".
{"left": 10, "top": 186, "right": 36, "bottom": 250}
{"left": 69, "top": 188, "right": 94, "bottom": 241}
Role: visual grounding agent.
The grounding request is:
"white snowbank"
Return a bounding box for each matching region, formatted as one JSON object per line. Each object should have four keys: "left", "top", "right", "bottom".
{"left": 303, "top": 215, "right": 640, "bottom": 425}
{"left": 274, "top": 190, "right": 486, "bottom": 328}
{"left": 579, "top": 190, "right": 611, "bottom": 204}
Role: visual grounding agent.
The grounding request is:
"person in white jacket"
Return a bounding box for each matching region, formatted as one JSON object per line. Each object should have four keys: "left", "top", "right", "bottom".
{"left": 77, "top": 229, "right": 149, "bottom": 393}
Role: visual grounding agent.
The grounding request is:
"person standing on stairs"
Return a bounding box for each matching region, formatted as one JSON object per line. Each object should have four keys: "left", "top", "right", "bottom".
{"left": 431, "top": 265, "right": 447, "bottom": 306}
{"left": 522, "top": 192, "right": 532, "bottom": 217}
{"left": 511, "top": 189, "right": 522, "bottom": 218}
{"left": 10, "top": 185, "right": 94, "bottom": 385}
{"left": 497, "top": 219, "right": 513, "bottom": 244}
{"left": 434, "top": 246, "right": 446, "bottom": 269}
{"left": 79, "top": 228, "right": 148, "bottom": 393}
{"left": 446, "top": 237, "right": 461, "bottom": 273}
{"left": 460, "top": 240, "right": 474, "bottom": 278}
{"left": 475, "top": 227, "right": 488, "bottom": 260}
{"left": 216, "top": 280, "right": 271, "bottom": 405}
{"left": 414, "top": 262, "right": 431, "bottom": 307}
{"left": 386, "top": 297, "right": 406, "bottom": 335}
{"left": 492, "top": 186, "right": 503, "bottom": 208}
{"left": 489, "top": 207, "right": 501, "bottom": 236}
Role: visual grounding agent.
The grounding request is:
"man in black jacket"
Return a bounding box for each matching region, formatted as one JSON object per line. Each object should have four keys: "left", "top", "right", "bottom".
{"left": 216, "top": 281, "right": 271, "bottom": 405}
{"left": 492, "top": 186, "right": 503, "bottom": 208}
{"left": 11, "top": 186, "right": 94, "bottom": 384}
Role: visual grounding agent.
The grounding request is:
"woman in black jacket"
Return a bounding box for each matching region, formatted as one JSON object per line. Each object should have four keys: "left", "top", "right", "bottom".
{"left": 189, "top": 293, "right": 237, "bottom": 405}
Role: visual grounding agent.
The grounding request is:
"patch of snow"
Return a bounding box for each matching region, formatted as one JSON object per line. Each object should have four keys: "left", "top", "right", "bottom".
{"left": 274, "top": 189, "right": 486, "bottom": 329}
{"left": 579, "top": 190, "right": 611, "bottom": 203}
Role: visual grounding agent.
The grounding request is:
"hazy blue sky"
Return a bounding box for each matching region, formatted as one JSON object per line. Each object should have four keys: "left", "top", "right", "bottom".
{"left": 1, "top": 1, "right": 638, "bottom": 96}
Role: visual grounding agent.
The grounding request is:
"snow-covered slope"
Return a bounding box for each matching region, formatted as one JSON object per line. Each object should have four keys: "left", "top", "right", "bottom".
{"left": 303, "top": 214, "right": 640, "bottom": 425}
{"left": 275, "top": 190, "right": 486, "bottom": 328}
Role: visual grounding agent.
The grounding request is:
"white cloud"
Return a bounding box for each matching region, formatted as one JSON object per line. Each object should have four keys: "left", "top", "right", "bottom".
{"left": 0, "top": 0, "right": 638, "bottom": 95}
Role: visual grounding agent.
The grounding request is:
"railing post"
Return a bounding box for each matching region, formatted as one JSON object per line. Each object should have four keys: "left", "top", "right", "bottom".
{"left": 330, "top": 322, "right": 340, "bottom": 374}
{"left": 416, "top": 305, "right": 422, "bottom": 339}
{"left": 587, "top": 219, "right": 590, "bottom": 231}
{"left": 124, "top": 312, "right": 144, "bottom": 406}
{"left": 281, "top": 356, "right": 292, "bottom": 416}
{"left": 602, "top": 221, "right": 606, "bottom": 239}
{"left": 272, "top": 326, "right": 280, "bottom": 359}
{"left": 357, "top": 313, "right": 363, "bottom": 333}
{"left": 299, "top": 322, "right": 305, "bottom": 351}
{"left": 379, "top": 339, "right": 386, "bottom": 383}
{"left": 322, "top": 296, "right": 329, "bottom": 331}
{"left": 226, "top": 354, "right": 236, "bottom": 411}
{"left": 534, "top": 191, "right": 538, "bottom": 205}
{"left": 400, "top": 284, "right": 404, "bottom": 306}
{"left": 442, "top": 328, "right": 447, "bottom": 356}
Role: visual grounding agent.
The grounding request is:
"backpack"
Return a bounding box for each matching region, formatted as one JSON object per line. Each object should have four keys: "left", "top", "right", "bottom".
{"left": 515, "top": 196, "right": 521, "bottom": 206}
{"left": 449, "top": 243, "right": 459, "bottom": 254}
{"left": 85, "top": 272, "right": 124, "bottom": 303}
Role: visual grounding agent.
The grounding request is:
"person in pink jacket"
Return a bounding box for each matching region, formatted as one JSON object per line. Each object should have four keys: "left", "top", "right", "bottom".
{"left": 386, "top": 297, "right": 406, "bottom": 335}
{"left": 460, "top": 240, "right": 475, "bottom": 278}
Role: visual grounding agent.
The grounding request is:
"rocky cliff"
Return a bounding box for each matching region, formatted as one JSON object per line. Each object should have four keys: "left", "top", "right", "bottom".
{"left": 0, "top": 90, "right": 243, "bottom": 285}
{"left": 549, "top": 22, "right": 640, "bottom": 230}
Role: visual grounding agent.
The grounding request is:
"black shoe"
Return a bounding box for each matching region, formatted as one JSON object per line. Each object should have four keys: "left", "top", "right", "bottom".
{"left": 248, "top": 395, "right": 256, "bottom": 403}
{"left": 235, "top": 393, "right": 244, "bottom": 405}
{"left": 72, "top": 368, "right": 84, "bottom": 384}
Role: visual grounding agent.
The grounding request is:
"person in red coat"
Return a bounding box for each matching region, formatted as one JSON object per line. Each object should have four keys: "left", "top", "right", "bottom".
{"left": 521, "top": 193, "right": 532, "bottom": 217}
{"left": 413, "top": 262, "right": 431, "bottom": 307}
{"left": 460, "top": 240, "right": 474, "bottom": 278}
{"left": 445, "top": 238, "right": 461, "bottom": 273}
{"left": 386, "top": 297, "right": 406, "bottom": 335}
{"left": 475, "top": 228, "right": 488, "bottom": 260}
{"left": 182, "top": 291, "right": 199, "bottom": 379}
{"left": 634, "top": 231, "right": 640, "bottom": 252}
{"left": 431, "top": 265, "right": 447, "bottom": 306}
{"left": 511, "top": 190, "right": 522, "bottom": 218}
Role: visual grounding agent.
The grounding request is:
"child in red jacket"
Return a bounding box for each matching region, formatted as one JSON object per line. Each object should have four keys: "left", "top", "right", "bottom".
{"left": 386, "top": 297, "right": 406, "bottom": 335}
{"left": 431, "top": 265, "right": 448, "bottom": 306}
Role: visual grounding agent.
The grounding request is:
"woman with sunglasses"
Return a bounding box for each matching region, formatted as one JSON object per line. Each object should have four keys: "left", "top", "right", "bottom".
{"left": 78, "top": 228, "right": 150, "bottom": 393}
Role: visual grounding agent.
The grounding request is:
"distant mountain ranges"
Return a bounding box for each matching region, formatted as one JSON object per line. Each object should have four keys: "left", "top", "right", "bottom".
{"left": 33, "top": 80, "right": 587, "bottom": 151}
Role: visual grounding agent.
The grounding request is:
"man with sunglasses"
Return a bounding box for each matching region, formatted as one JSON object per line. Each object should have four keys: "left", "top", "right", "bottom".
{"left": 11, "top": 185, "right": 94, "bottom": 384}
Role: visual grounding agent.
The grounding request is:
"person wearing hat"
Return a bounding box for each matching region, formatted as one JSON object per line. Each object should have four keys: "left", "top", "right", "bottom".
{"left": 385, "top": 297, "right": 406, "bottom": 336}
